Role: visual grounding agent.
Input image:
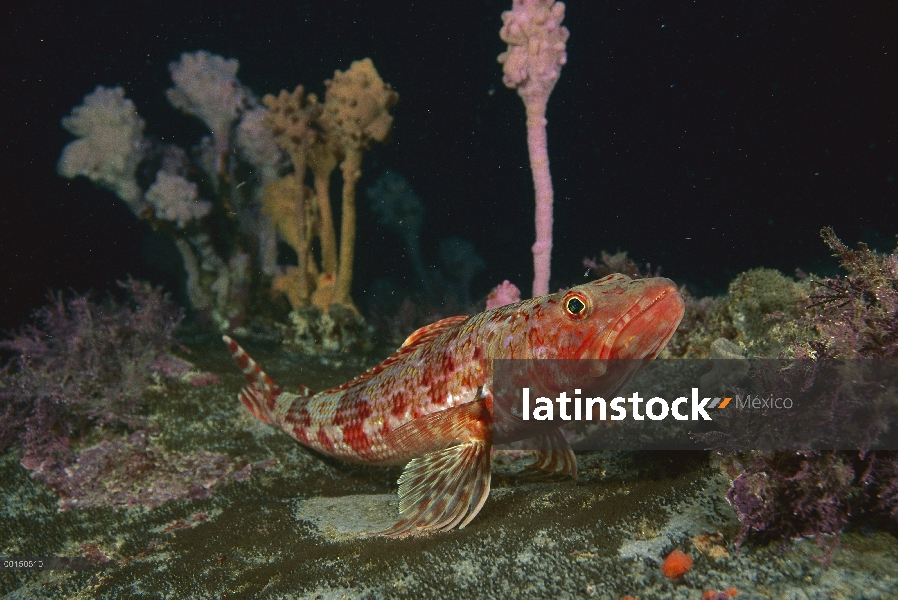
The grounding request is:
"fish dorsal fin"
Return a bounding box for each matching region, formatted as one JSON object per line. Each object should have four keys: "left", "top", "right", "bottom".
{"left": 379, "top": 398, "right": 492, "bottom": 537}
{"left": 400, "top": 315, "right": 469, "bottom": 349}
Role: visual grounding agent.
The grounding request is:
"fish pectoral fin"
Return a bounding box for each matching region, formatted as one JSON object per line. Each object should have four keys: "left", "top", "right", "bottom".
{"left": 521, "top": 428, "right": 578, "bottom": 481}
{"left": 380, "top": 440, "right": 491, "bottom": 538}
{"left": 378, "top": 397, "right": 493, "bottom": 537}
{"left": 383, "top": 394, "right": 492, "bottom": 457}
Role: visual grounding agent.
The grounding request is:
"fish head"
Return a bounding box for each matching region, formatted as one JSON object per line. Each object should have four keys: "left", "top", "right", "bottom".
{"left": 529, "top": 274, "right": 685, "bottom": 361}
{"left": 490, "top": 274, "right": 686, "bottom": 435}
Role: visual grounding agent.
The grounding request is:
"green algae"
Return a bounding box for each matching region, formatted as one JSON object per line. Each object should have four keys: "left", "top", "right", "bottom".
{"left": 666, "top": 267, "right": 815, "bottom": 359}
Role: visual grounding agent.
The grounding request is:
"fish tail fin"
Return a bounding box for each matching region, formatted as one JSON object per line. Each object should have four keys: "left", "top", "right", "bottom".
{"left": 222, "top": 335, "right": 284, "bottom": 425}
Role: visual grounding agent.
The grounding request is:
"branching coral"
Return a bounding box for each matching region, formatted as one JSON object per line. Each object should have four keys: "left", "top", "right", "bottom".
{"left": 57, "top": 86, "right": 147, "bottom": 211}
{"left": 724, "top": 451, "right": 855, "bottom": 546}
{"left": 439, "top": 237, "right": 486, "bottom": 306}
{"left": 34, "top": 430, "right": 241, "bottom": 511}
{"left": 324, "top": 58, "right": 399, "bottom": 307}
{"left": 583, "top": 251, "right": 661, "bottom": 281}
{"left": 167, "top": 51, "right": 247, "bottom": 175}
{"left": 58, "top": 51, "right": 396, "bottom": 350}
{"left": 261, "top": 59, "right": 398, "bottom": 315}
{"left": 0, "top": 281, "right": 270, "bottom": 511}
{"left": 361, "top": 172, "right": 490, "bottom": 344}
{"left": 367, "top": 170, "right": 429, "bottom": 296}
{"left": 802, "top": 226, "right": 898, "bottom": 359}
{"left": 721, "top": 446, "right": 897, "bottom": 558}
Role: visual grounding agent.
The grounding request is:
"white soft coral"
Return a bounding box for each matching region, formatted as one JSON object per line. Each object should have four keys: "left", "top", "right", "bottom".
{"left": 57, "top": 86, "right": 146, "bottom": 211}
{"left": 166, "top": 51, "right": 246, "bottom": 170}
{"left": 145, "top": 171, "right": 211, "bottom": 228}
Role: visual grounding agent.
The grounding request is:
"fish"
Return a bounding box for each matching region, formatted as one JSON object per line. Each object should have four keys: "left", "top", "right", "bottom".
{"left": 223, "top": 273, "right": 684, "bottom": 536}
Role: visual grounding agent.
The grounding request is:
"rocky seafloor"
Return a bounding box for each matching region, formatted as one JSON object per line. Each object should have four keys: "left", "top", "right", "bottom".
{"left": 2, "top": 334, "right": 897, "bottom": 600}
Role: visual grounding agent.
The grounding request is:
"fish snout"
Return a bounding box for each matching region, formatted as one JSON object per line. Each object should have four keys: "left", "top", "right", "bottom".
{"left": 609, "top": 278, "right": 685, "bottom": 360}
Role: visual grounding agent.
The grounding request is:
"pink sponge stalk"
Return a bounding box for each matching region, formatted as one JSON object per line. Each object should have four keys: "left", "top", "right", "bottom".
{"left": 498, "top": 0, "right": 569, "bottom": 297}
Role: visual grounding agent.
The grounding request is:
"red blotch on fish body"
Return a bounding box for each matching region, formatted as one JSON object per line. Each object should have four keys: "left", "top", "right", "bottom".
{"left": 292, "top": 424, "right": 309, "bottom": 445}
{"left": 339, "top": 400, "right": 373, "bottom": 455}
{"left": 333, "top": 396, "right": 361, "bottom": 426}
{"left": 429, "top": 390, "right": 446, "bottom": 408}
{"left": 287, "top": 405, "right": 312, "bottom": 428}
{"left": 661, "top": 548, "right": 693, "bottom": 579}
{"left": 442, "top": 353, "right": 455, "bottom": 373}
{"left": 390, "top": 391, "right": 409, "bottom": 418}
{"left": 316, "top": 428, "right": 335, "bottom": 453}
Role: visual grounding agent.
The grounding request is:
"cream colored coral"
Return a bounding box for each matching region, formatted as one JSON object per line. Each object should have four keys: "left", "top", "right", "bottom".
{"left": 322, "top": 58, "right": 398, "bottom": 307}
{"left": 167, "top": 51, "right": 246, "bottom": 172}
{"left": 322, "top": 58, "right": 398, "bottom": 153}
{"left": 145, "top": 171, "right": 211, "bottom": 228}
{"left": 235, "top": 107, "right": 283, "bottom": 186}
{"left": 261, "top": 87, "right": 328, "bottom": 307}
{"left": 57, "top": 86, "right": 146, "bottom": 212}
{"left": 261, "top": 175, "right": 305, "bottom": 252}
{"left": 262, "top": 86, "right": 321, "bottom": 168}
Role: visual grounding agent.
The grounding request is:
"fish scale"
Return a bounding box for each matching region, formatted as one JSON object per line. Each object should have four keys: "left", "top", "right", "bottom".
{"left": 225, "top": 274, "right": 684, "bottom": 536}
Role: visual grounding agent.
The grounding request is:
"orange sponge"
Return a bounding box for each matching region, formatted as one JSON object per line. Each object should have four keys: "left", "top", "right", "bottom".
{"left": 661, "top": 548, "right": 693, "bottom": 579}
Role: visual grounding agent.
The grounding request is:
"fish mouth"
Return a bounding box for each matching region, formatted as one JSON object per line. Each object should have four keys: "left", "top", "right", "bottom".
{"left": 602, "top": 282, "right": 685, "bottom": 360}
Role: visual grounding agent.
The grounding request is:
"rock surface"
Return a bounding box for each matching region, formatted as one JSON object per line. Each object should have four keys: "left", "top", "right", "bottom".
{"left": 2, "top": 337, "right": 896, "bottom": 599}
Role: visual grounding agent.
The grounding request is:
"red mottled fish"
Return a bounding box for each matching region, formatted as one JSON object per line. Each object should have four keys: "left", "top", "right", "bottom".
{"left": 224, "top": 274, "right": 684, "bottom": 536}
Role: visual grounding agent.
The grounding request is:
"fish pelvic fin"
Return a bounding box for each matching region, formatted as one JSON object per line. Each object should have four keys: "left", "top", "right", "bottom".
{"left": 522, "top": 428, "right": 578, "bottom": 481}
{"left": 223, "top": 335, "right": 290, "bottom": 425}
{"left": 379, "top": 398, "right": 493, "bottom": 537}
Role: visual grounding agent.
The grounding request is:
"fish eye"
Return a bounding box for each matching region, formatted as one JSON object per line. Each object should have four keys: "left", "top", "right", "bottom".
{"left": 563, "top": 292, "right": 589, "bottom": 319}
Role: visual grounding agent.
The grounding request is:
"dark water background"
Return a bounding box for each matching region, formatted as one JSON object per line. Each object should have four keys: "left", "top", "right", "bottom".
{"left": 2, "top": 0, "right": 896, "bottom": 330}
